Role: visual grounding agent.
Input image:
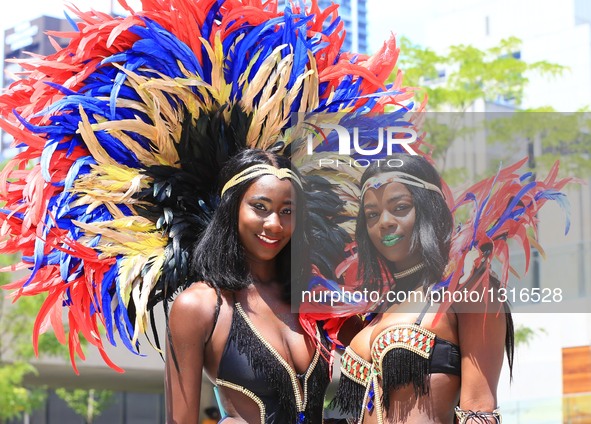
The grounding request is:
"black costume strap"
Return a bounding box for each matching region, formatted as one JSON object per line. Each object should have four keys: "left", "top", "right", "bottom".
{"left": 414, "top": 298, "right": 432, "bottom": 325}
{"left": 205, "top": 284, "right": 224, "bottom": 345}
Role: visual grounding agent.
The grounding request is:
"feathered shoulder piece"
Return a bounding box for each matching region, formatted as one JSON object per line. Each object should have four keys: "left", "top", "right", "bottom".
{"left": 0, "top": 0, "right": 409, "bottom": 371}
{"left": 438, "top": 158, "right": 575, "bottom": 305}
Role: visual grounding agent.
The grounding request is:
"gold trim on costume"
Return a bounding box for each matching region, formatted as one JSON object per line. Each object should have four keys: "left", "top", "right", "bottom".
{"left": 371, "top": 324, "right": 436, "bottom": 374}
{"left": 215, "top": 379, "right": 266, "bottom": 424}
{"left": 358, "top": 372, "right": 384, "bottom": 424}
{"left": 235, "top": 302, "right": 320, "bottom": 414}
{"left": 340, "top": 347, "right": 372, "bottom": 386}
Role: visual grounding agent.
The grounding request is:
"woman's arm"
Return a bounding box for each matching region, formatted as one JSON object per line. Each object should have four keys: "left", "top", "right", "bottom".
{"left": 165, "top": 284, "right": 218, "bottom": 424}
{"left": 456, "top": 307, "right": 507, "bottom": 423}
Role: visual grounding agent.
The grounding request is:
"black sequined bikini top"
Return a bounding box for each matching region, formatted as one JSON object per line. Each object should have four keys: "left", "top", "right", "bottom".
{"left": 216, "top": 302, "right": 330, "bottom": 424}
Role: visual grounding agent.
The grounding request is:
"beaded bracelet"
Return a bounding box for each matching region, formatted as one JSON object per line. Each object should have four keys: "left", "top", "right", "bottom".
{"left": 455, "top": 406, "right": 502, "bottom": 424}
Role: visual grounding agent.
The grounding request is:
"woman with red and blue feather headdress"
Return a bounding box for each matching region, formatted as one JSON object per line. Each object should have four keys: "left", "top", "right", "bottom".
{"left": 314, "top": 151, "right": 573, "bottom": 423}
{"left": 295, "top": 76, "right": 575, "bottom": 424}
{"left": 0, "top": 0, "right": 418, "bottom": 421}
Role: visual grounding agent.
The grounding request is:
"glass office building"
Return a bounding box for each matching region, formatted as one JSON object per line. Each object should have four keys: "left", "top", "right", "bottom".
{"left": 318, "top": 0, "right": 368, "bottom": 52}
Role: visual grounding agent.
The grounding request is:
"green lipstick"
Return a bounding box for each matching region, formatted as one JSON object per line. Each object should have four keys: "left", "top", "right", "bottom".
{"left": 382, "top": 234, "right": 402, "bottom": 247}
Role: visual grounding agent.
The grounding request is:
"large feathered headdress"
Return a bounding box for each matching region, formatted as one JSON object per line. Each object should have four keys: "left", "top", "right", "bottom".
{"left": 0, "top": 0, "right": 414, "bottom": 371}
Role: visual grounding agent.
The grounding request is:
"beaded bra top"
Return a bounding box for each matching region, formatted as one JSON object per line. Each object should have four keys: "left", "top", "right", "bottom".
{"left": 331, "top": 303, "right": 461, "bottom": 424}
{"left": 216, "top": 302, "right": 330, "bottom": 424}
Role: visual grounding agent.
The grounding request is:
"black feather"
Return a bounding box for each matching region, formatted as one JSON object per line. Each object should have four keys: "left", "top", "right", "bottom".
{"left": 303, "top": 175, "right": 352, "bottom": 279}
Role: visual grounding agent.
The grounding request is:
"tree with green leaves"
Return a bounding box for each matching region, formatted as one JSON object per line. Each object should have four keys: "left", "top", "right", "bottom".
{"left": 399, "top": 36, "right": 564, "bottom": 112}
{"left": 393, "top": 38, "right": 586, "bottom": 353}
{"left": 485, "top": 107, "right": 591, "bottom": 178}
{"left": 0, "top": 159, "right": 113, "bottom": 424}
{"left": 55, "top": 388, "right": 114, "bottom": 424}
{"left": 0, "top": 253, "right": 115, "bottom": 424}
{"left": 0, "top": 362, "right": 44, "bottom": 424}
{"left": 0, "top": 255, "right": 55, "bottom": 424}
{"left": 395, "top": 36, "right": 567, "bottom": 179}
{"left": 514, "top": 325, "right": 546, "bottom": 347}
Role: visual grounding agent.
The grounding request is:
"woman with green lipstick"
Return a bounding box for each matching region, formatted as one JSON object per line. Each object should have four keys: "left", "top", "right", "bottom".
{"left": 331, "top": 154, "right": 513, "bottom": 424}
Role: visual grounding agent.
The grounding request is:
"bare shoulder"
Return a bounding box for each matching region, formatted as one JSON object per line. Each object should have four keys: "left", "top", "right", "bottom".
{"left": 169, "top": 282, "right": 222, "bottom": 340}
{"left": 172, "top": 282, "right": 220, "bottom": 313}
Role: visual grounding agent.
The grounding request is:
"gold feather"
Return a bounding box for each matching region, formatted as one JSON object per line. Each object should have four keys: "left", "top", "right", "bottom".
{"left": 72, "top": 164, "right": 149, "bottom": 201}
{"left": 131, "top": 253, "right": 165, "bottom": 344}
{"left": 77, "top": 106, "right": 119, "bottom": 167}
{"left": 241, "top": 44, "right": 287, "bottom": 113}
{"left": 199, "top": 34, "right": 233, "bottom": 104}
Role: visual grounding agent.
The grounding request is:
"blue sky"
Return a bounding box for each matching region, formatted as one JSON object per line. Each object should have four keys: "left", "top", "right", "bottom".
{"left": 0, "top": 1, "right": 137, "bottom": 35}
{"left": 366, "top": 0, "right": 432, "bottom": 49}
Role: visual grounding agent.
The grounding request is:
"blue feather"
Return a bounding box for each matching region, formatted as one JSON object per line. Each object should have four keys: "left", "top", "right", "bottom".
{"left": 486, "top": 181, "right": 537, "bottom": 237}
{"left": 63, "top": 10, "right": 79, "bottom": 31}
{"left": 64, "top": 156, "right": 95, "bottom": 190}
{"left": 41, "top": 139, "right": 60, "bottom": 182}
{"left": 520, "top": 172, "right": 533, "bottom": 181}
{"left": 22, "top": 237, "right": 47, "bottom": 287}
{"left": 102, "top": 264, "right": 119, "bottom": 346}
{"left": 536, "top": 189, "right": 572, "bottom": 234}
{"left": 112, "top": 256, "right": 138, "bottom": 352}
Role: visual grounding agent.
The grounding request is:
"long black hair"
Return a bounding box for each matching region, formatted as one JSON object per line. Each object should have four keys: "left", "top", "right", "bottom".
{"left": 355, "top": 153, "right": 514, "bottom": 375}
{"left": 355, "top": 154, "right": 454, "bottom": 293}
{"left": 191, "top": 149, "right": 310, "bottom": 301}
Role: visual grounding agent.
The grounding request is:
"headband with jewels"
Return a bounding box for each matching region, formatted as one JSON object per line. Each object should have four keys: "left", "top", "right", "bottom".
{"left": 361, "top": 171, "right": 445, "bottom": 199}
{"left": 221, "top": 164, "right": 303, "bottom": 197}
